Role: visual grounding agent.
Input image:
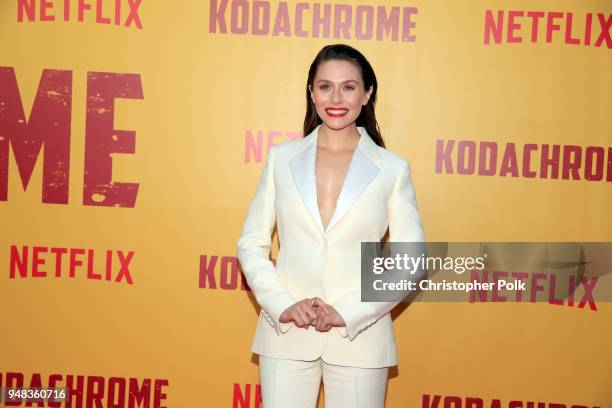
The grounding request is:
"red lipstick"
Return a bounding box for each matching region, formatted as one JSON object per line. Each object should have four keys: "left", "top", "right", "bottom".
{"left": 325, "top": 108, "right": 349, "bottom": 118}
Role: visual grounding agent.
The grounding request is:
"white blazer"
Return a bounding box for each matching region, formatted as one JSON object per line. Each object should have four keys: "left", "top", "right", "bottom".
{"left": 237, "top": 124, "right": 425, "bottom": 368}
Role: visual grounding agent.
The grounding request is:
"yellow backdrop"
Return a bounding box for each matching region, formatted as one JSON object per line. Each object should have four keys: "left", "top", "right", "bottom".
{"left": 1, "top": 0, "right": 611, "bottom": 406}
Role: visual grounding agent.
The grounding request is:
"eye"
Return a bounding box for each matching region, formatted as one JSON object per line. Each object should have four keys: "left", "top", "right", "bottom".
{"left": 319, "top": 84, "right": 330, "bottom": 91}
{"left": 344, "top": 86, "right": 355, "bottom": 91}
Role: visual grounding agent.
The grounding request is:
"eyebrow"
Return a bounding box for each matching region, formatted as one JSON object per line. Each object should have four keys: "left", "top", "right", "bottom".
{"left": 315, "top": 79, "right": 359, "bottom": 84}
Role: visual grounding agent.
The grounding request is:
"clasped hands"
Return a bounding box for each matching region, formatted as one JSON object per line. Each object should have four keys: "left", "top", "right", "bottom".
{"left": 279, "top": 297, "right": 346, "bottom": 332}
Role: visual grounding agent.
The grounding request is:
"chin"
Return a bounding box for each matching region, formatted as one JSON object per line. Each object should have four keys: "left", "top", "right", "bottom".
{"left": 322, "top": 122, "right": 351, "bottom": 131}
{"left": 319, "top": 114, "right": 360, "bottom": 131}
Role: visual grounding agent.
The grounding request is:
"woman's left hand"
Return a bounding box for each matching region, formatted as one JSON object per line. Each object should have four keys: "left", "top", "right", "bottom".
{"left": 310, "top": 297, "right": 346, "bottom": 332}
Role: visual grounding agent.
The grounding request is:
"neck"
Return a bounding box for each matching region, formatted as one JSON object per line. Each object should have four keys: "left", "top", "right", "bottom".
{"left": 317, "top": 123, "right": 360, "bottom": 151}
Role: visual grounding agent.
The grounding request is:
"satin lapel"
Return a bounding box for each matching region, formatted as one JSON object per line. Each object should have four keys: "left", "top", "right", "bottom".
{"left": 289, "top": 125, "right": 382, "bottom": 237}
{"left": 325, "top": 143, "right": 380, "bottom": 233}
{"left": 289, "top": 137, "right": 326, "bottom": 236}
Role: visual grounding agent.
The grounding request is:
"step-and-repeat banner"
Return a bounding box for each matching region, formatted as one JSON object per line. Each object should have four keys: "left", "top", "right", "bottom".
{"left": 1, "top": 0, "right": 611, "bottom": 406}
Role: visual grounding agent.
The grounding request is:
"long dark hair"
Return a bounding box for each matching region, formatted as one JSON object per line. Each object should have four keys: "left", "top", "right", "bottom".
{"left": 303, "top": 44, "right": 385, "bottom": 148}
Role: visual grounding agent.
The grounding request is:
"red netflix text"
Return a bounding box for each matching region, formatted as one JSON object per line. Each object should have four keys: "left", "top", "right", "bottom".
{"left": 17, "top": 0, "right": 143, "bottom": 29}
{"left": 469, "top": 270, "right": 598, "bottom": 311}
{"left": 484, "top": 10, "right": 611, "bottom": 48}
{"left": 233, "top": 383, "right": 262, "bottom": 408}
{"left": 9, "top": 245, "right": 135, "bottom": 284}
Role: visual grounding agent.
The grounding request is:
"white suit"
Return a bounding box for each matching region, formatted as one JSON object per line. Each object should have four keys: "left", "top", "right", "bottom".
{"left": 237, "top": 124, "right": 425, "bottom": 368}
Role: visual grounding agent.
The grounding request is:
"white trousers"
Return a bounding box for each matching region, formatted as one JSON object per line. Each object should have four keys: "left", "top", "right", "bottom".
{"left": 258, "top": 356, "right": 388, "bottom": 408}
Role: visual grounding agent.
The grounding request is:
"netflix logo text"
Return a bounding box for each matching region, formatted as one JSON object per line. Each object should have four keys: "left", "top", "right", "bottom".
{"left": 9, "top": 245, "right": 135, "bottom": 284}
{"left": 244, "top": 129, "right": 301, "bottom": 164}
{"left": 484, "top": 10, "right": 611, "bottom": 48}
{"left": 233, "top": 383, "right": 262, "bottom": 408}
{"left": 469, "top": 269, "right": 598, "bottom": 311}
{"left": 17, "top": 0, "right": 144, "bottom": 29}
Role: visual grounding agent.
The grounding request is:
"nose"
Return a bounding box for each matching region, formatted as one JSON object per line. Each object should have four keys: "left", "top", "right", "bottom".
{"left": 331, "top": 86, "right": 342, "bottom": 103}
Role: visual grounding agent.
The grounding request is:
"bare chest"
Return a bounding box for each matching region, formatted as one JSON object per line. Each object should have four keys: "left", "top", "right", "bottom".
{"left": 315, "top": 147, "right": 355, "bottom": 230}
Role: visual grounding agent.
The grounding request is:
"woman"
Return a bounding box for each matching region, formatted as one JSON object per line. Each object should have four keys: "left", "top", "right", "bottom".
{"left": 237, "top": 44, "right": 425, "bottom": 408}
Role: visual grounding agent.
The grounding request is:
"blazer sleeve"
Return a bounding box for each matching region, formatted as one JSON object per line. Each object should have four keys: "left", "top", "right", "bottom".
{"left": 237, "top": 148, "right": 297, "bottom": 335}
{"left": 332, "top": 159, "right": 426, "bottom": 341}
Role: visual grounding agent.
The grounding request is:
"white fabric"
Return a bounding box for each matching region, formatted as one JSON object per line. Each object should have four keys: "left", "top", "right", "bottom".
{"left": 259, "top": 355, "right": 388, "bottom": 408}
{"left": 237, "top": 124, "right": 425, "bottom": 367}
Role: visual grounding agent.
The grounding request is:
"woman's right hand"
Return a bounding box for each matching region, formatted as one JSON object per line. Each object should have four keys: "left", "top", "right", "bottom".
{"left": 279, "top": 299, "right": 320, "bottom": 328}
